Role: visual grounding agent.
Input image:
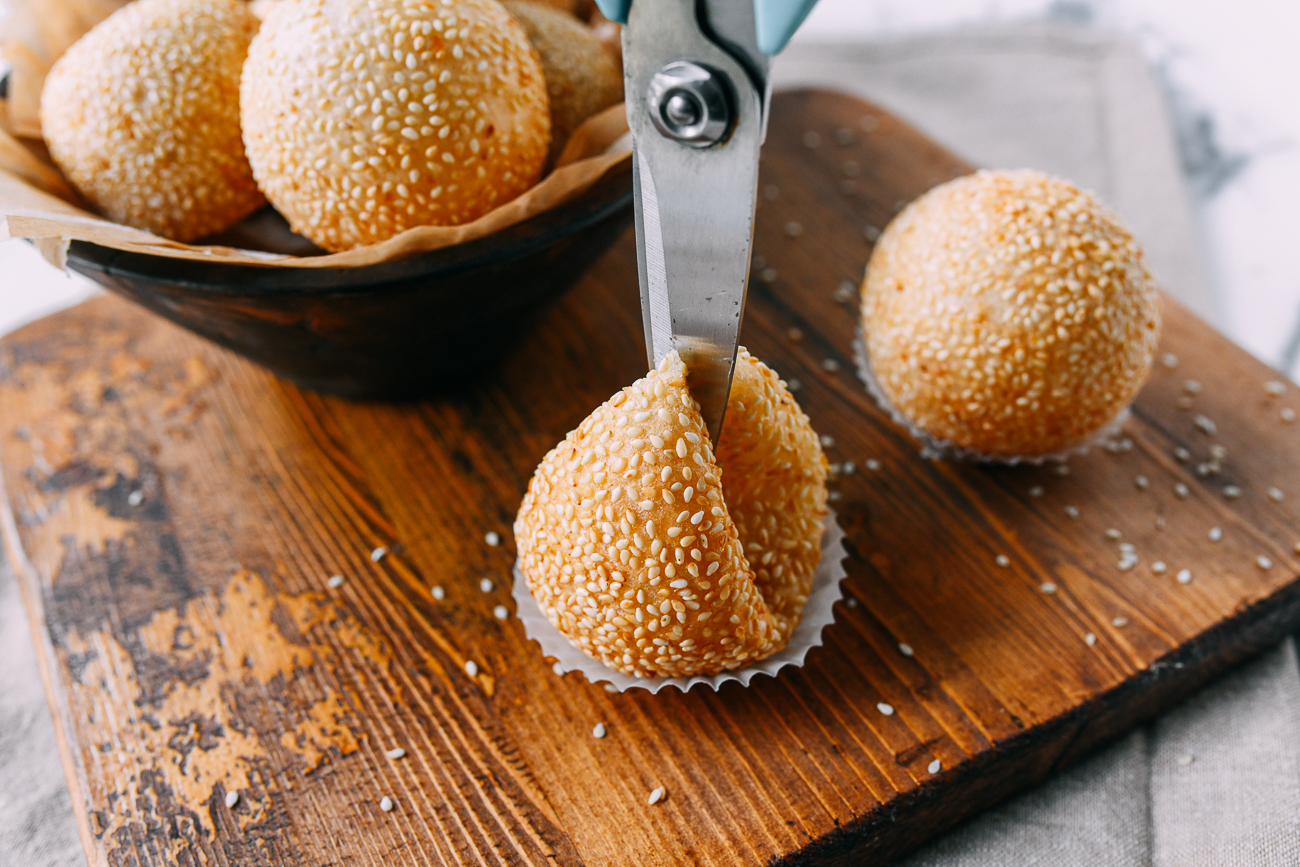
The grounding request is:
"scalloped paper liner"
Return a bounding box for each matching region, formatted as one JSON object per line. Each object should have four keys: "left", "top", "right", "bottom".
{"left": 512, "top": 511, "right": 847, "bottom": 694}
{"left": 852, "top": 327, "right": 1131, "bottom": 465}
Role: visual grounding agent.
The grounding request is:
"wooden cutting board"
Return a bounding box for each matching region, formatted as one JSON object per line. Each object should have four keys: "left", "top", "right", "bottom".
{"left": 4, "top": 89, "right": 1300, "bottom": 867}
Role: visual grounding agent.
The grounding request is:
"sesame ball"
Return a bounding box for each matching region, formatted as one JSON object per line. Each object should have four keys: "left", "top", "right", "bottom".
{"left": 503, "top": 1, "right": 622, "bottom": 166}
{"left": 39, "top": 0, "right": 265, "bottom": 242}
{"left": 514, "top": 348, "right": 828, "bottom": 678}
{"left": 241, "top": 0, "right": 550, "bottom": 252}
{"left": 860, "top": 169, "right": 1161, "bottom": 459}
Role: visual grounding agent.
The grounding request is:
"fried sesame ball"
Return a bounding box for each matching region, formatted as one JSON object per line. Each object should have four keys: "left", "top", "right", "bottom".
{"left": 860, "top": 169, "right": 1161, "bottom": 459}
{"left": 241, "top": 0, "right": 550, "bottom": 252}
{"left": 39, "top": 0, "right": 264, "bottom": 242}
{"left": 503, "top": 1, "right": 622, "bottom": 165}
{"left": 514, "top": 348, "right": 828, "bottom": 678}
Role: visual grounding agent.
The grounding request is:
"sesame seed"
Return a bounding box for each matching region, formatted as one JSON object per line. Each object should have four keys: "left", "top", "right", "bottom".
{"left": 846, "top": 597, "right": 858, "bottom": 608}
{"left": 647, "top": 786, "right": 666, "bottom": 805}
{"left": 821, "top": 358, "right": 841, "bottom": 372}
{"left": 787, "top": 327, "right": 803, "bottom": 342}
{"left": 480, "top": 578, "right": 494, "bottom": 593}
{"left": 802, "top": 131, "right": 821, "bottom": 148}
{"left": 834, "top": 127, "right": 856, "bottom": 145}
{"left": 464, "top": 660, "right": 478, "bottom": 677}
{"left": 552, "top": 661, "right": 565, "bottom": 676}
{"left": 866, "top": 459, "right": 881, "bottom": 471}
{"left": 1282, "top": 408, "right": 1296, "bottom": 423}
{"left": 928, "top": 759, "right": 941, "bottom": 774}
{"left": 127, "top": 490, "right": 144, "bottom": 506}
{"left": 1117, "top": 558, "right": 1137, "bottom": 572}
{"left": 1177, "top": 569, "right": 1192, "bottom": 584}
{"left": 1194, "top": 415, "right": 1217, "bottom": 435}
{"left": 485, "top": 531, "right": 501, "bottom": 546}
{"left": 1223, "top": 485, "right": 1242, "bottom": 499}
{"left": 877, "top": 702, "right": 895, "bottom": 716}
{"left": 1029, "top": 486, "right": 1044, "bottom": 498}
{"left": 1209, "top": 527, "right": 1223, "bottom": 542}
{"left": 1105, "top": 529, "right": 1122, "bottom": 540}
{"left": 995, "top": 555, "right": 1010, "bottom": 567}
{"left": 1174, "top": 483, "right": 1189, "bottom": 499}
{"left": 1174, "top": 447, "right": 1191, "bottom": 462}
{"left": 1269, "top": 487, "right": 1284, "bottom": 502}
{"left": 380, "top": 796, "right": 394, "bottom": 812}
{"left": 1184, "top": 380, "right": 1202, "bottom": 395}
{"left": 833, "top": 281, "right": 856, "bottom": 304}
{"left": 1258, "top": 555, "right": 1273, "bottom": 570}
{"left": 386, "top": 747, "right": 406, "bottom": 759}
{"left": 431, "top": 585, "right": 445, "bottom": 600}
{"left": 371, "top": 546, "right": 387, "bottom": 562}
{"left": 820, "top": 434, "right": 836, "bottom": 448}
{"left": 1209, "top": 444, "right": 1228, "bottom": 460}
{"left": 1151, "top": 561, "right": 1167, "bottom": 574}
{"left": 1177, "top": 754, "right": 1194, "bottom": 767}
{"left": 787, "top": 378, "right": 803, "bottom": 392}
{"left": 842, "top": 461, "right": 857, "bottom": 475}
{"left": 1161, "top": 353, "right": 1179, "bottom": 368}
{"left": 493, "top": 605, "right": 509, "bottom": 620}
{"left": 759, "top": 267, "right": 778, "bottom": 283}
{"left": 899, "top": 643, "right": 914, "bottom": 657}
{"left": 1085, "top": 632, "right": 1096, "bottom": 646}
{"left": 225, "top": 790, "right": 239, "bottom": 809}
{"left": 1040, "top": 582, "right": 1057, "bottom": 594}
{"left": 1177, "top": 397, "right": 1195, "bottom": 410}
{"left": 592, "top": 723, "right": 607, "bottom": 738}
{"left": 863, "top": 224, "right": 882, "bottom": 242}
{"left": 1064, "top": 505, "right": 1080, "bottom": 519}
{"left": 327, "top": 574, "right": 345, "bottom": 588}
{"left": 1054, "top": 465, "right": 1070, "bottom": 477}
{"left": 1265, "top": 380, "right": 1286, "bottom": 396}
{"left": 1134, "top": 475, "right": 1149, "bottom": 491}
{"left": 1112, "top": 616, "right": 1129, "bottom": 627}
{"left": 784, "top": 221, "right": 804, "bottom": 238}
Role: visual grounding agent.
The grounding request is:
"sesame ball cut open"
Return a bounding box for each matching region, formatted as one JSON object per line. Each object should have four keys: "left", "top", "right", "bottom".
{"left": 514, "top": 349, "right": 829, "bottom": 678}
{"left": 860, "top": 169, "right": 1161, "bottom": 459}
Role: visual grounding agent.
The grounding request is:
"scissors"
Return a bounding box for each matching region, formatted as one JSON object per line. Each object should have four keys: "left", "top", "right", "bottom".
{"left": 593, "top": 0, "right": 820, "bottom": 444}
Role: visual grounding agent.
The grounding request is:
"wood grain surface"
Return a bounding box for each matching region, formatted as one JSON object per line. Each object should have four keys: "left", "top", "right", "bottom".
{"left": 3, "top": 89, "right": 1300, "bottom": 867}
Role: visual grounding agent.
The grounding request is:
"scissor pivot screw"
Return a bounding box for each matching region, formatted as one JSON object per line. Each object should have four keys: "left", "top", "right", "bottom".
{"left": 646, "top": 61, "right": 731, "bottom": 147}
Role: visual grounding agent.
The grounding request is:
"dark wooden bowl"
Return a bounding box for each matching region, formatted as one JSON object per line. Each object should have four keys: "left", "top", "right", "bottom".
{"left": 65, "top": 160, "right": 633, "bottom": 399}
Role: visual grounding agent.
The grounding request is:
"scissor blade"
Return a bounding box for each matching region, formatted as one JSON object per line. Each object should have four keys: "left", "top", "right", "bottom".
{"left": 626, "top": 0, "right": 766, "bottom": 445}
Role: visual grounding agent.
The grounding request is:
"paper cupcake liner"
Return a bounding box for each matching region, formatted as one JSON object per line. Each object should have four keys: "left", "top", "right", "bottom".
{"left": 852, "top": 327, "right": 1131, "bottom": 466}
{"left": 512, "top": 511, "right": 847, "bottom": 693}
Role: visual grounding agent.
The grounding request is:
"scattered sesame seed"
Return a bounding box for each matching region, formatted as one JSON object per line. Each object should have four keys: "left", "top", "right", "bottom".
{"left": 1209, "top": 444, "right": 1228, "bottom": 461}
{"left": 821, "top": 358, "right": 841, "bottom": 373}
{"left": 1040, "top": 582, "right": 1057, "bottom": 594}
{"left": 1105, "top": 529, "right": 1122, "bottom": 540}
{"left": 802, "top": 131, "right": 821, "bottom": 148}
{"left": 995, "top": 555, "right": 1011, "bottom": 567}
{"left": 493, "top": 605, "right": 509, "bottom": 620}
{"left": 1282, "top": 408, "right": 1296, "bottom": 423}
{"left": 552, "top": 661, "right": 565, "bottom": 676}
{"left": 819, "top": 434, "right": 836, "bottom": 449}
{"left": 846, "top": 597, "right": 858, "bottom": 608}
{"left": 431, "top": 585, "right": 445, "bottom": 600}
{"left": 1119, "top": 542, "right": 1136, "bottom": 553}
{"left": 1223, "top": 485, "right": 1242, "bottom": 499}
{"left": 1117, "top": 559, "right": 1137, "bottom": 572}
{"left": 762, "top": 186, "right": 779, "bottom": 202}
{"left": 386, "top": 747, "right": 406, "bottom": 760}
{"left": 877, "top": 702, "right": 895, "bottom": 716}
{"left": 787, "top": 327, "right": 804, "bottom": 342}
{"left": 1112, "top": 616, "right": 1129, "bottom": 627}
{"left": 899, "top": 643, "right": 914, "bottom": 657}
{"left": 1177, "top": 569, "right": 1192, "bottom": 584}
{"left": 604, "top": 683, "right": 619, "bottom": 693}
{"left": 784, "top": 221, "right": 804, "bottom": 238}
{"left": 1085, "top": 632, "right": 1097, "bottom": 646}
{"left": 1155, "top": 516, "right": 1167, "bottom": 530}
{"left": 1258, "top": 555, "right": 1273, "bottom": 570}
{"left": 485, "top": 531, "right": 501, "bottom": 546}
{"left": 1184, "top": 380, "right": 1202, "bottom": 395}
{"left": 787, "top": 378, "right": 803, "bottom": 392}
{"left": 327, "top": 574, "right": 345, "bottom": 588}
{"left": 863, "top": 225, "right": 882, "bottom": 242}
{"left": 1265, "top": 380, "right": 1286, "bottom": 396}
{"left": 480, "top": 578, "right": 494, "bottom": 593}
{"left": 370, "top": 546, "right": 387, "bottom": 562}
{"left": 834, "top": 127, "right": 856, "bottom": 145}
{"left": 1194, "top": 415, "right": 1217, "bottom": 435}
{"left": 1064, "top": 506, "right": 1080, "bottom": 519}
{"left": 833, "top": 281, "right": 856, "bottom": 304}
{"left": 1177, "top": 754, "right": 1194, "bottom": 767}
{"left": 1161, "top": 353, "right": 1179, "bottom": 368}
{"left": 1209, "top": 527, "right": 1223, "bottom": 542}
{"left": 759, "top": 267, "right": 778, "bottom": 283}
{"left": 380, "top": 796, "right": 394, "bottom": 812}
{"left": 1177, "top": 397, "right": 1194, "bottom": 410}
{"left": 1134, "top": 475, "right": 1149, "bottom": 491}
{"left": 1054, "top": 464, "right": 1070, "bottom": 477}
{"left": 647, "top": 786, "right": 666, "bottom": 805}
{"left": 225, "top": 790, "right": 239, "bottom": 809}
{"left": 928, "top": 759, "right": 941, "bottom": 774}
{"left": 842, "top": 461, "right": 857, "bottom": 475}
{"left": 592, "top": 723, "right": 607, "bottom": 738}
{"left": 464, "top": 660, "right": 478, "bottom": 677}
{"left": 127, "top": 490, "right": 144, "bottom": 506}
{"left": 827, "top": 490, "right": 843, "bottom": 502}
{"left": 1269, "top": 487, "right": 1285, "bottom": 502}
{"left": 865, "top": 459, "right": 881, "bottom": 471}
{"left": 1174, "top": 447, "right": 1191, "bottom": 462}
{"left": 1174, "top": 483, "right": 1190, "bottom": 499}
{"left": 1029, "top": 486, "right": 1044, "bottom": 498}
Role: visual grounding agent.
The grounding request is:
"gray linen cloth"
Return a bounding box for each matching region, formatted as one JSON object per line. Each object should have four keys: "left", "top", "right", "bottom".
{"left": 3, "top": 22, "right": 1297, "bottom": 866}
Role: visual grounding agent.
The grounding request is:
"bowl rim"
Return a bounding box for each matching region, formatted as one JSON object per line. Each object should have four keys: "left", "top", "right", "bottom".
{"left": 66, "top": 159, "right": 634, "bottom": 298}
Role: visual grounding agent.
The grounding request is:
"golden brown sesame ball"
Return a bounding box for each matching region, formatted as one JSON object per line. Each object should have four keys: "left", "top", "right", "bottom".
{"left": 241, "top": 0, "right": 551, "bottom": 253}
{"left": 860, "top": 169, "right": 1162, "bottom": 459}
{"left": 39, "top": 0, "right": 265, "bottom": 242}
{"left": 503, "top": 1, "right": 622, "bottom": 165}
{"left": 514, "top": 348, "right": 828, "bottom": 678}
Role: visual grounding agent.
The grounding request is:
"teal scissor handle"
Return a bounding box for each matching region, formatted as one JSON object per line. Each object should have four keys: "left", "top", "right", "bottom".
{"left": 593, "top": 0, "right": 819, "bottom": 55}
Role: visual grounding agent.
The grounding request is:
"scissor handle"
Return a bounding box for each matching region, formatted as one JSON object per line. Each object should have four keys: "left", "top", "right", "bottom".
{"left": 593, "top": 0, "right": 819, "bottom": 55}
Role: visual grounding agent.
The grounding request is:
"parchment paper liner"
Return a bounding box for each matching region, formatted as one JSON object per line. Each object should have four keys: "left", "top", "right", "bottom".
{"left": 512, "top": 511, "right": 847, "bottom": 693}
{"left": 853, "top": 327, "right": 1130, "bottom": 465}
{"left": 0, "top": 0, "right": 631, "bottom": 270}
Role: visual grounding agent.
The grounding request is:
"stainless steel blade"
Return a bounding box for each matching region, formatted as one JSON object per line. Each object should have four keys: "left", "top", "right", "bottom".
{"left": 625, "top": 0, "right": 768, "bottom": 445}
